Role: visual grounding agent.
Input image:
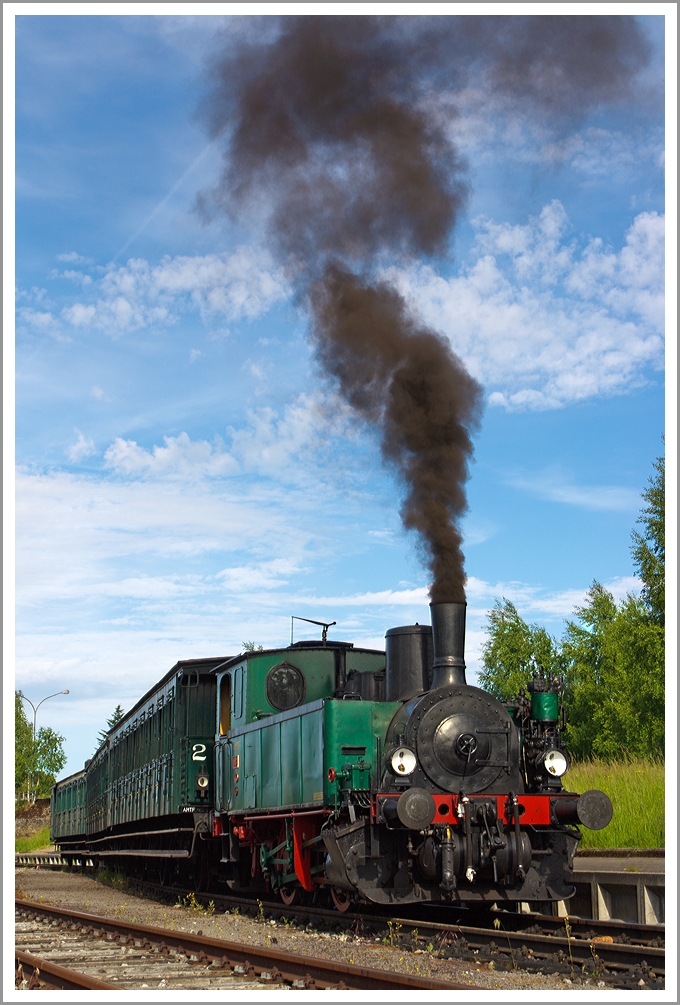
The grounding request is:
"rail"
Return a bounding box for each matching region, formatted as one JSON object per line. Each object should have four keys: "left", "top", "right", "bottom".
{"left": 15, "top": 950, "right": 116, "bottom": 991}
{"left": 15, "top": 900, "right": 477, "bottom": 991}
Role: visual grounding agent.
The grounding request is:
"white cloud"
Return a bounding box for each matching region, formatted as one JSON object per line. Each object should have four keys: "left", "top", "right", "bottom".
{"left": 56, "top": 251, "right": 93, "bottom": 264}
{"left": 57, "top": 246, "right": 290, "bottom": 336}
{"left": 17, "top": 307, "right": 60, "bottom": 333}
{"left": 504, "top": 467, "right": 642, "bottom": 512}
{"left": 16, "top": 286, "right": 50, "bottom": 305}
{"left": 28, "top": 208, "right": 663, "bottom": 413}
{"left": 91, "top": 574, "right": 208, "bottom": 600}
{"left": 600, "top": 576, "right": 644, "bottom": 604}
{"left": 565, "top": 211, "right": 664, "bottom": 329}
{"left": 103, "top": 431, "right": 239, "bottom": 480}
{"left": 55, "top": 269, "right": 93, "bottom": 286}
{"left": 215, "top": 559, "right": 299, "bottom": 592}
{"left": 436, "top": 86, "right": 664, "bottom": 183}
{"left": 385, "top": 205, "right": 664, "bottom": 410}
{"left": 50, "top": 393, "right": 356, "bottom": 534}
{"left": 538, "top": 128, "right": 659, "bottom": 177}
{"left": 230, "top": 392, "right": 355, "bottom": 482}
{"left": 14, "top": 464, "right": 311, "bottom": 615}
{"left": 464, "top": 573, "right": 643, "bottom": 621}
{"left": 460, "top": 519, "right": 498, "bottom": 546}
{"left": 291, "top": 587, "right": 430, "bottom": 607}
{"left": 61, "top": 303, "right": 96, "bottom": 326}
{"left": 66, "top": 429, "right": 97, "bottom": 463}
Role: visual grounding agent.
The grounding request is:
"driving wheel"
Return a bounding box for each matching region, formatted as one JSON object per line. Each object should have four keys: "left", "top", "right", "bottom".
{"left": 279, "top": 885, "right": 298, "bottom": 906}
{"left": 331, "top": 888, "right": 352, "bottom": 913}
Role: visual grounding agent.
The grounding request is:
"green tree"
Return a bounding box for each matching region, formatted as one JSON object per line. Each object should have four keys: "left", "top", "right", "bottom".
{"left": 15, "top": 693, "right": 33, "bottom": 797}
{"left": 15, "top": 691, "right": 67, "bottom": 800}
{"left": 32, "top": 728, "right": 68, "bottom": 796}
{"left": 630, "top": 451, "right": 664, "bottom": 624}
{"left": 479, "top": 599, "right": 566, "bottom": 701}
{"left": 562, "top": 583, "right": 664, "bottom": 759}
{"left": 561, "top": 583, "right": 619, "bottom": 759}
{"left": 96, "top": 704, "right": 125, "bottom": 749}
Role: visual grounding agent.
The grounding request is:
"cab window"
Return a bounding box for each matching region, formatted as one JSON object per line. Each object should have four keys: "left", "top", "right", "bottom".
{"left": 219, "top": 675, "right": 231, "bottom": 735}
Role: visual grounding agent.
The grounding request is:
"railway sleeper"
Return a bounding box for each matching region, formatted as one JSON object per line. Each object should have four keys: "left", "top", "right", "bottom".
{"left": 469, "top": 949, "right": 662, "bottom": 989}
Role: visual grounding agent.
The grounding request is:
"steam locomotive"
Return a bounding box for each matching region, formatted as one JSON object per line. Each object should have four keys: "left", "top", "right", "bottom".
{"left": 52, "top": 602, "right": 612, "bottom": 911}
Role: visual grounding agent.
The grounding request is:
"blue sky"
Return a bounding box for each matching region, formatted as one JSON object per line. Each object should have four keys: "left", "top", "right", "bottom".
{"left": 11, "top": 12, "right": 668, "bottom": 777}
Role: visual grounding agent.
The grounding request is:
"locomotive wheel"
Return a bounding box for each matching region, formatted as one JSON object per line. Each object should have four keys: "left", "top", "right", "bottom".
{"left": 331, "top": 888, "right": 352, "bottom": 913}
{"left": 279, "top": 885, "right": 297, "bottom": 906}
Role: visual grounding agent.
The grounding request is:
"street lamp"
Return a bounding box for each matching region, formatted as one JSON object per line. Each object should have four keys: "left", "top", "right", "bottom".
{"left": 18, "top": 690, "right": 70, "bottom": 803}
{"left": 19, "top": 690, "right": 70, "bottom": 741}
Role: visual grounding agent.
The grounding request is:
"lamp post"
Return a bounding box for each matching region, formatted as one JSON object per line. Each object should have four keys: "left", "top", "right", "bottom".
{"left": 18, "top": 689, "right": 70, "bottom": 802}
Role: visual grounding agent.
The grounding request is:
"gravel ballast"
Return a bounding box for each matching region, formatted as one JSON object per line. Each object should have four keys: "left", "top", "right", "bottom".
{"left": 16, "top": 868, "right": 610, "bottom": 992}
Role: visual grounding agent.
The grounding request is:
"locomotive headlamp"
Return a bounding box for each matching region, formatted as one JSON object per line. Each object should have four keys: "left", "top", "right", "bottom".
{"left": 542, "top": 749, "right": 569, "bottom": 777}
{"left": 390, "top": 746, "right": 416, "bottom": 775}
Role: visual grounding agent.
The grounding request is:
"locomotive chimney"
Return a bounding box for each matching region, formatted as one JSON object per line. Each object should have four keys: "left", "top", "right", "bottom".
{"left": 430, "top": 602, "right": 466, "bottom": 688}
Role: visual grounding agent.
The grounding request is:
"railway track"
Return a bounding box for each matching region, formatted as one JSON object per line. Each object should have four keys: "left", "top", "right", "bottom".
{"left": 15, "top": 900, "right": 476, "bottom": 991}
{"left": 120, "top": 879, "right": 664, "bottom": 988}
{"left": 15, "top": 856, "right": 666, "bottom": 989}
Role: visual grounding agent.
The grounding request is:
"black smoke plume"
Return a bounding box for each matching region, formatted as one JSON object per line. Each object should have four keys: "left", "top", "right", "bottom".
{"left": 201, "top": 15, "right": 650, "bottom": 601}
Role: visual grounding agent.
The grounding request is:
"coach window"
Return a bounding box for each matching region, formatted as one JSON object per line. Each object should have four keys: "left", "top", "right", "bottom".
{"left": 219, "top": 675, "right": 231, "bottom": 735}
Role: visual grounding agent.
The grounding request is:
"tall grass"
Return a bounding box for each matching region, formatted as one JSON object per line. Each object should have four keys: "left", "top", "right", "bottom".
{"left": 566, "top": 758, "right": 664, "bottom": 849}
{"left": 15, "top": 826, "right": 53, "bottom": 854}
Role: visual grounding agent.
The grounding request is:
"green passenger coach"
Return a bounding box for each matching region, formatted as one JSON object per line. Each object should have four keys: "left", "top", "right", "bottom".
{"left": 52, "top": 657, "right": 225, "bottom": 870}
{"left": 50, "top": 769, "right": 86, "bottom": 843}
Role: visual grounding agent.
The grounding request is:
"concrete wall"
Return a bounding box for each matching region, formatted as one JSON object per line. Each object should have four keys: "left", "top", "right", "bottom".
{"left": 557, "top": 852, "right": 665, "bottom": 925}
